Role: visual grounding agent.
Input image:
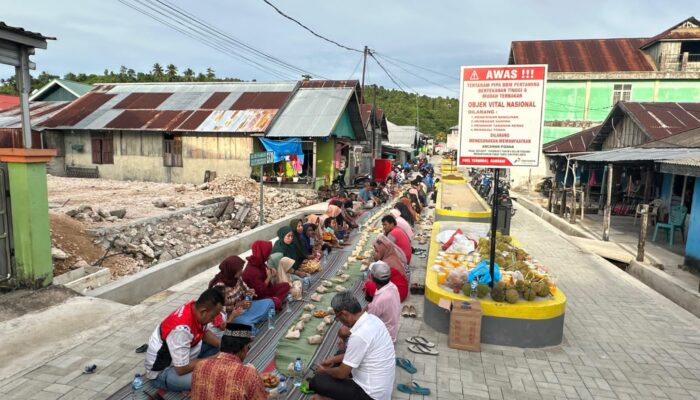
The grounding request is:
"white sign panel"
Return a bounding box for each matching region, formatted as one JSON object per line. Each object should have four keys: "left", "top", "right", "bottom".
{"left": 458, "top": 64, "right": 547, "bottom": 168}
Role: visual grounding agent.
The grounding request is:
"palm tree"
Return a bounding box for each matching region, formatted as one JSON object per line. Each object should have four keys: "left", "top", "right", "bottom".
{"left": 152, "top": 63, "right": 164, "bottom": 81}
{"left": 205, "top": 67, "right": 215, "bottom": 80}
{"left": 183, "top": 68, "right": 195, "bottom": 82}
{"left": 166, "top": 64, "right": 178, "bottom": 81}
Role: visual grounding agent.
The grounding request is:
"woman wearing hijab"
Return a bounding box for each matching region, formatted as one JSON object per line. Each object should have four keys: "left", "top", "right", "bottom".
{"left": 241, "top": 241, "right": 290, "bottom": 311}
{"left": 390, "top": 209, "right": 414, "bottom": 240}
{"left": 301, "top": 223, "right": 315, "bottom": 255}
{"left": 271, "top": 226, "right": 308, "bottom": 277}
{"left": 290, "top": 218, "right": 310, "bottom": 258}
{"left": 209, "top": 256, "right": 275, "bottom": 329}
{"left": 394, "top": 202, "right": 415, "bottom": 226}
{"left": 363, "top": 235, "right": 409, "bottom": 302}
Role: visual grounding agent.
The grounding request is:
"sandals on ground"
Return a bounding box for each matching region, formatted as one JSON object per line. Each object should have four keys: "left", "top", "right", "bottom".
{"left": 406, "top": 336, "right": 435, "bottom": 348}
{"left": 397, "top": 381, "right": 431, "bottom": 395}
{"left": 408, "top": 344, "right": 439, "bottom": 356}
{"left": 395, "top": 357, "right": 417, "bottom": 374}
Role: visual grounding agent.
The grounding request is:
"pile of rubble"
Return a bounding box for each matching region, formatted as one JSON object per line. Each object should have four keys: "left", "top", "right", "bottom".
{"left": 65, "top": 205, "right": 127, "bottom": 223}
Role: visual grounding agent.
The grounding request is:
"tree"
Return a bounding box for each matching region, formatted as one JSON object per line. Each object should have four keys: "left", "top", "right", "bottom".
{"left": 205, "top": 67, "right": 215, "bottom": 80}
{"left": 301, "top": 74, "right": 312, "bottom": 81}
{"left": 152, "top": 63, "right": 164, "bottom": 81}
{"left": 166, "top": 64, "right": 178, "bottom": 81}
{"left": 183, "top": 68, "right": 195, "bottom": 82}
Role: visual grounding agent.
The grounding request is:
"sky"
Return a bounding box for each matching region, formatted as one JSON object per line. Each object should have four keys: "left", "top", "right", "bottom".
{"left": 1, "top": 0, "right": 698, "bottom": 98}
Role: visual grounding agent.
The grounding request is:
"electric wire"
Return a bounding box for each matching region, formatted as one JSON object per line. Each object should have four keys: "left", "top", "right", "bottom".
{"left": 372, "top": 51, "right": 456, "bottom": 80}
{"left": 347, "top": 53, "right": 364, "bottom": 80}
{"left": 120, "top": 0, "right": 294, "bottom": 80}
{"left": 374, "top": 53, "right": 457, "bottom": 93}
{"left": 151, "top": 0, "right": 326, "bottom": 79}
{"left": 261, "top": 0, "right": 363, "bottom": 53}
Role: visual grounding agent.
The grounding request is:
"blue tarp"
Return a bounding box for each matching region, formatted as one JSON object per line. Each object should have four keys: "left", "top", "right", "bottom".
{"left": 260, "top": 138, "right": 304, "bottom": 163}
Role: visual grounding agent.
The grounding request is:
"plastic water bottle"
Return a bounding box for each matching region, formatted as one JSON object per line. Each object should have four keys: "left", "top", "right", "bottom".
{"left": 470, "top": 280, "right": 478, "bottom": 300}
{"left": 286, "top": 293, "right": 293, "bottom": 313}
{"left": 293, "top": 357, "right": 303, "bottom": 387}
{"left": 267, "top": 308, "right": 275, "bottom": 330}
{"left": 302, "top": 276, "right": 311, "bottom": 292}
{"left": 131, "top": 373, "right": 144, "bottom": 400}
{"left": 321, "top": 251, "right": 328, "bottom": 267}
{"left": 362, "top": 270, "right": 368, "bottom": 281}
{"left": 277, "top": 376, "right": 288, "bottom": 394}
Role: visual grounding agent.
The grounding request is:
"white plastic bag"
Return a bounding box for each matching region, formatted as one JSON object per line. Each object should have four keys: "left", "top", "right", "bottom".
{"left": 447, "top": 234, "right": 475, "bottom": 254}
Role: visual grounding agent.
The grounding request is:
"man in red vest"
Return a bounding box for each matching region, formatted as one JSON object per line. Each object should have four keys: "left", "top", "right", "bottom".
{"left": 144, "top": 288, "right": 225, "bottom": 392}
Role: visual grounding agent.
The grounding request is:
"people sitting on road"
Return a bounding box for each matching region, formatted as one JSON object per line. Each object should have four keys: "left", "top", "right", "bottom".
{"left": 241, "top": 240, "right": 290, "bottom": 311}
{"left": 381, "top": 215, "right": 412, "bottom": 263}
{"left": 431, "top": 178, "right": 440, "bottom": 203}
{"left": 190, "top": 322, "right": 267, "bottom": 400}
{"left": 266, "top": 253, "right": 295, "bottom": 284}
{"left": 309, "top": 292, "right": 395, "bottom": 400}
{"left": 208, "top": 256, "right": 274, "bottom": 339}
{"left": 390, "top": 209, "right": 414, "bottom": 240}
{"left": 363, "top": 261, "right": 401, "bottom": 342}
{"left": 399, "top": 196, "right": 419, "bottom": 223}
{"left": 328, "top": 201, "right": 358, "bottom": 230}
{"left": 271, "top": 226, "right": 308, "bottom": 278}
{"left": 301, "top": 223, "right": 315, "bottom": 255}
{"left": 369, "top": 182, "right": 382, "bottom": 205}
{"left": 291, "top": 218, "right": 312, "bottom": 259}
{"left": 364, "top": 235, "right": 409, "bottom": 302}
{"left": 358, "top": 181, "right": 380, "bottom": 208}
{"left": 408, "top": 189, "right": 423, "bottom": 214}
{"left": 323, "top": 217, "right": 342, "bottom": 247}
{"left": 394, "top": 201, "right": 415, "bottom": 227}
{"left": 144, "top": 288, "right": 225, "bottom": 393}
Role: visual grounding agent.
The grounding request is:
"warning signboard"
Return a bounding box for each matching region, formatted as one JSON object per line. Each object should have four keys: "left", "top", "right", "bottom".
{"left": 457, "top": 65, "right": 547, "bottom": 168}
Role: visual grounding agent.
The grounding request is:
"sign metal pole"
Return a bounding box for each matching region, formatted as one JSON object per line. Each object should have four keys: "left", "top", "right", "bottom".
{"left": 489, "top": 168, "right": 500, "bottom": 287}
{"left": 260, "top": 165, "right": 264, "bottom": 226}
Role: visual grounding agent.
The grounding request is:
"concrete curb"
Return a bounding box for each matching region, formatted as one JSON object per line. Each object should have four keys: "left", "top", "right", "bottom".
{"left": 515, "top": 195, "right": 595, "bottom": 240}
{"left": 627, "top": 260, "right": 700, "bottom": 318}
{"left": 88, "top": 212, "right": 303, "bottom": 305}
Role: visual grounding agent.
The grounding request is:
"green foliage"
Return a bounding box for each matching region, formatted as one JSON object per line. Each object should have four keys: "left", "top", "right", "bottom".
{"left": 365, "top": 85, "right": 458, "bottom": 137}
{"left": 0, "top": 64, "right": 243, "bottom": 95}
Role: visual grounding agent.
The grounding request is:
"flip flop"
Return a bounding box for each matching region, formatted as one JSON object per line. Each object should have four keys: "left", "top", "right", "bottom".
{"left": 406, "top": 336, "right": 435, "bottom": 348}
{"left": 396, "top": 381, "right": 431, "bottom": 395}
{"left": 408, "top": 344, "right": 439, "bottom": 356}
{"left": 395, "top": 357, "right": 417, "bottom": 374}
{"left": 135, "top": 344, "right": 148, "bottom": 353}
{"left": 82, "top": 364, "right": 97, "bottom": 374}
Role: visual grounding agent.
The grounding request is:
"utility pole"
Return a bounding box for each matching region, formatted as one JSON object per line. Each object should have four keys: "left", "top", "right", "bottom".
{"left": 360, "top": 45, "right": 369, "bottom": 104}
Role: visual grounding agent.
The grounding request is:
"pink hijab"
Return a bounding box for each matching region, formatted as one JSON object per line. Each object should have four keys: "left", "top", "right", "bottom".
{"left": 390, "top": 209, "right": 414, "bottom": 240}
{"left": 374, "top": 234, "right": 409, "bottom": 278}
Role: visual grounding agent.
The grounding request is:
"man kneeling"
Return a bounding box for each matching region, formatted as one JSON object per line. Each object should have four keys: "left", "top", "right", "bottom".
{"left": 144, "top": 288, "right": 224, "bottom": 392}
{"left": 310, "top": 292, "right": 395, "bottom": 400}
{"left": 191, "top": 323, "right": 266, "bottom": 400}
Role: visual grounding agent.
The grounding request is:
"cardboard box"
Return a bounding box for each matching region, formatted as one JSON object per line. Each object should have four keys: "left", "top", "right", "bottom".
{"left": 448, "top": 300, "right": 482, "bottom": 352}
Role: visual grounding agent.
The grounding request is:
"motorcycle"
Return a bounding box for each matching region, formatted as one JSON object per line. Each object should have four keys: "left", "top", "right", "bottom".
{"left": 331, "top": 172, "right": 372, "bottom": 192}
{"left": 539, "top": 177, "right": 553, "bottom": 197}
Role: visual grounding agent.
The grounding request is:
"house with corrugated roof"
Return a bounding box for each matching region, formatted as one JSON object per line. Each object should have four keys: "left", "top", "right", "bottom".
{"left": 40, "top": 80, "right": 365, "bottom": 187}
{"left": 30, "top": 79, "right": 92, "bottom": 102}
{"left": 509, "top": 17, "right": 700, "bottom": 144}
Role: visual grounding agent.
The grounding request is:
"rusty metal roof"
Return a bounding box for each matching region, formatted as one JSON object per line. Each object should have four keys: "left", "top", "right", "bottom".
{"left": 510, "top": 38, "right": 655, "bottom": 72}
{"left": 0, "top": 101, "right": 71, "bottom": 130}
{"left": 640, "top": 17, "right": 700, "bottom": 49}
{"left": 543, "top": 126, "right": 599, "bottom": 154}
{"left": 42, "top": 82, "right": 298, "bottom": 133}
{"left": 573, "top": 147, "right": 700, "bottom": 163}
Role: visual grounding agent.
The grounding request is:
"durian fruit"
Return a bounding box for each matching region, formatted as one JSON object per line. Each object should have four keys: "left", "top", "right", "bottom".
{"left": 491, "top": 281, "right": 507, "bottom": 302}
{"left": 522, "top": 284, "right": 537, "bottom": 301}
{"left": 505, "top": 288, "right": 519, "bottom": 304}
{"left": 495, "top": 256, "right": 506, "bottom": 267}
{"left": 534, "top": 281, "right": 550, "bottom": 297}
{"left": 502, "top": 235, "right": 513, "bottom": 244}
{"left": 476, "top": 283, "right": 490, "bottom": 298}
{"left": 514, "top": 279, "right": 526, "bottom": 294}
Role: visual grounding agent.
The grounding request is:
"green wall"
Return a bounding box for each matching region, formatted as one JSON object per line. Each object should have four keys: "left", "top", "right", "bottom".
{"left": 315, "top": 137, "right": 335, "bottom": 188}
{"left": 8, "top": 162, "right": 53, "bottom": 288}
{"left": 544, "top": 79, "right": 700, "bottom": 143}
{"left": 332, "top": 110, "right": 355, "bottom": 140}
{"left": 37, "top": 86, "right": 78, "bottom": 102}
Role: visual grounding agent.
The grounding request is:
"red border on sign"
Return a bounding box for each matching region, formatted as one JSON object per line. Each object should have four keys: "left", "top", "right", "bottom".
{"left": 463, "top": 66, "right": 546, "bottom": 81}
{"left": 459, "top": 157, "right": 513, "bottom": 166}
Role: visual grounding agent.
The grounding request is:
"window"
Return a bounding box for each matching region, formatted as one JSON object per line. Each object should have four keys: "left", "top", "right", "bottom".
{"left": 163, "top": 133, "right": 183, "bottom": 167}
{"left": 91, "top": 133, "right": 113, "bottom": 164}
{"left": 612, "top": 84, "right": 632, "bottom": 104}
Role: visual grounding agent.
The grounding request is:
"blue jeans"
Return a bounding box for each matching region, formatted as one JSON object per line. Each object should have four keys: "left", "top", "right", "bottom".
{"left": 234, "top": 298, "right": 275, "bottom": 333}
{"left": 153, "top": 366, "right": 192, "bottom": 392}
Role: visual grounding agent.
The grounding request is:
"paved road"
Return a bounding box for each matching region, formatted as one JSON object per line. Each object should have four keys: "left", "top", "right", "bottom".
{"left": 1, "top": 199, "right": 699, "bottom": 399}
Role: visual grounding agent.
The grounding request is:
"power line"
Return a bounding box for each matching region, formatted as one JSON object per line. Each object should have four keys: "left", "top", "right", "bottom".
{"left": 347, "top": 53, "right": 364, "bottom": 80}
{"left": 369, "top": 52, "right": 411, "bottom": 93}
{"left": 374, "top": 53, "right": 457, "bottom": 94}
{"left": 261, "top": 0, "right": 363, "bottom": 53}
{"left": 373, "top": 51, "right": 456, "bottom": 80}
{"left": 120, "top": 0, "right": 294, "bottom": 80}
{"left": 151, "top": 0, "right": 325, "bottom": 78}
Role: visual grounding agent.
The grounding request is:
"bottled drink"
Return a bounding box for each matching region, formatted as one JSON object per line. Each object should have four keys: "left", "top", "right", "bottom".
{"left": 470, "top": 280, "right": 478, "bottom": 300}
{"left": 293, "top": 357, "right": 303, "bottom": 387}
{"left": 321, "top": 251, "right": 328, "bottom": 267}
{"left": 131, "top": 373, "right": 144, "bottom": 400}
{"left": 267, "top": 308, "right": 276, "bottom": 330}
{"left": 302, "top": 276, "right": 310, "bottom": 291}
{"left": 278, "top": 376, "right": 288, "bottom": 394}
{"left": 362, "top": 270, "right": 368, "bottom": 281}
{"left": 286, "top": 293, "right": 293, "bottom": 313}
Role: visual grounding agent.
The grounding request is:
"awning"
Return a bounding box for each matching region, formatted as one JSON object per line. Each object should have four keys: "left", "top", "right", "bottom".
{"left": 658, "top": 158, "right": 700, "bottom": 177}
{"left": 260, "top": 138, "right": 304, "bottom": 163}
{"left": 572, "top": 147, "right": 700, "bottom": 163}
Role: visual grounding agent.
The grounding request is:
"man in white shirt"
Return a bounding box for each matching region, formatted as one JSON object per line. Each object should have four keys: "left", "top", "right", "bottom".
{"left": 310, "top": 292, "right": 395, "bottom": 400}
